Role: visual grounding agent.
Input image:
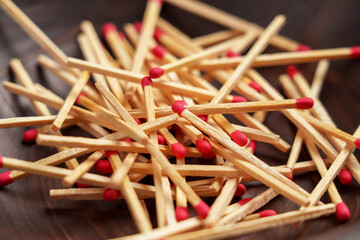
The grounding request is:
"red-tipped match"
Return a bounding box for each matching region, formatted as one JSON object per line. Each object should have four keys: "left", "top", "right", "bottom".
{"left": 103, "top": 189, "right": 120, "bottom": 202}
{"left": 232, "top": 95, "right": 248, "bottom": 103}
{"left": 123, "top": 138, "right": 132, "bottom": 143}
{"left": 338, "top": 169, "right": 352, "bottom": 185}
{"left": 149, "top": 67, "right": 164, "bottom": 79}
{"left": 258, "top": 209, "right": 277, "bottom": 218}
{"left": 149, "top": 0, "right": 164, "bottom": 4}
{"left": 350, "top": 46, "right": 360, "bottom": 59}
{"left": 226, "top": 50, "right": 240, "bottom": 58}
{"left": 134, "top": 21, "right": 142, "bottom": 33}
{"left": 76, "top": 182, "right": 90, "bottom": 188}
{"left": 248, "top": 81, "right": 262, "bottom": 93}
{"left": 157, "top": 134, "right": 165, "bottom": 145}
{"left": 171, "top": 143, "right": 187, "bottom": 159}
{"left": 151, "top": 45, "right": 167, "bottom": 59}
{"left": 195, "top": 138, "right": 212, "bottom": 154}
{"left": 0, "top": 171, "right": 13, "bottom": 187}
{"left": 195, "top": 201, "right": 210, "bottom": 219}
{"left": 295, "top": 97, "right": 314, "bottom": 109}
{"left": 0, "top": 156, "right": 3, "bottom": 168}
{"left": 75, "top": 92, "right": 86, "bottom": 105}
{"left": 171, "top": 101, "right": 186, "bottom": 115}
{"left": 118, "top": 31, "right": 125, "bottom": 40}
{"left": 198, "top": 115, "right": 208, "bottom": 122}
{"left": 102, "top": 22, "right": 117, "bottom": 37}
{"left": 247, "top": 140, "right": 257, "bottom": 153}
{"left": 23, "top": 129, "right": 38, "bottom": 144}
{"left": 355, "top": 138, "right": 360, "bottom": 150}
{"left": 154, "top": 28, "right": 165, "bottom": 42}
{"left": 105, "top": 150, "right": 119, "bottom": 159}
{"left": 175, "top": 206, "right": 189, "bottom": 222}
{"left": 134, "top": 118, "right": 141, "bottom": 125}
{"left": 336, "top": 202, "right": 350, "bottom": 221}
{"left": 202, "top": 151, "right": 216, "bottom": 159}
{"left": 141, "top": 76, "right": 153, "bottom": 90}
{"left": 238, "top": 198, "right": 252, "bottom": 206}
{"left": 286, "top": 65, "right": 300, "bottom": 79}
{"left": 230, "top": 130, "right": 248, "bottom": 146}
{"left": 234, "top": 183, "right": 246, "bottom": 196}
{"left": 95, "top": 159, "right": 113, "bottom": 174}
{"left": 296, "top": 44, "right": 312, "bottom": 52}
{"left": 286, "top": 167, "right": 294, "bottom": 180}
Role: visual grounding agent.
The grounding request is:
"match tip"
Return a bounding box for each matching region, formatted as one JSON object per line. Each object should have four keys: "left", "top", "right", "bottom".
{"left": 226, "top": 50, "right": 240, "bottom": 58}
{"left": 171, "top": 101, "right": 186, "bottom": 115}
{"left": 175, "top": 206, "right": 189, "bottom": 222}
{"left": 230, "top": 130, "right": 248, "bottom": 147}
{"left": 118, "top": 31, "right": 125, "bottom": 40}
{"left": 95, "top": 159, "right": 113, "bottom": 174}
{"left": 286, "top": 167, "right": 294, "bottom": 180}
{"left": 134, "top": 118, "right": 141, "bottom": 125}
{"left": 338, "top": 169, "right": 352, "bottom": 185}
{"left": 103, "top": 189, "right": 120, "bottom": 202}
{"left": 248, "top": 81, "right": 262, "bottom": 93}
{"left": 350, "top": 46, "right": 360, "bottom": 59}
{"left": 171, "top": 143, "right": 187, "bottom": 159}
{"left": 0, "top": 156, "right": 3, "bottom": 168}
{"left": 232, "top": 95, "right": 248, "bottom": 103}
{"left": 141, "top": 76, "right": 153, "bottom": 90}
{"left": 76, "top": 182, "right": 90, "bottom": 188}
{"left": 105, "top": 150, "right": 119, "bottom": 159}
{"left": 0, "top": 171, "right": 13, "bottom": 187}
{"left": 296, "top": 97, "right": 314, "bottom": 109}
{"left": 151, "top": 45, "right": 167, "bottom": 59}
{"left": 258, "top": 209, "right": 277, "bottom": 218}
{"left": 102, "top": 22, "right": 117, "bottom": 37}
{"left": 195, "top": 201, "right": 210, "bottom": 219}
{"left": 202, "top": 151, "right": 216, "bottom": 159}
{"left": 157, "top": 134, "right": 165, "bottom": 145}
{"left": 149, "top": 67, "right": 164, "bottom": 79}
{"left": 296, "top": 44, "right": 312, "bottom": 52}
{"left": 148, "top": 0, "right": 164, "bottom": 4}
{"left": 247, "top": 140, "right": 257, "bottom": 153}
{"left": 195, "top": 138, "right": 212, "bottom": 155}
{"left": 238, "top": 198, "right": 252, "bottom": 206}
{"left": 286, "top": 65, "right": 300, "bottom": 78}
{"left": 234, "top": 183, "right": 247, "bottom": 197}
{"left": 134, "top": 21, "right": 142, "bottom": 33}
{"left": 154, "top": 28, "right": 165, "bottom": 42}
{"left": 336, "top": 202, "right": 350, "bottom": 221}
{"left": 23, "top": 128, "right": 38, "bottom": 144}
{"left": 355, "top": 138, "right": 360, "bottom": 150}
{"left": 198, "top": 115, "right": 208, "bottom": 122}
{"left": 123, "top": 138, "right": 132, "bottom": 143}
{"left": 75, "top": 92, "right": 86, "bottom": 105}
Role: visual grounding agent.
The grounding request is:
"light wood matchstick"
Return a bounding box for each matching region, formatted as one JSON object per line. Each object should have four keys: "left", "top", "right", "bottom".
{"left": 192, "top": 29, "right": 241, "bottom": 48}
{"left": 0, "top": 115, "right": 82, "bottom": 128}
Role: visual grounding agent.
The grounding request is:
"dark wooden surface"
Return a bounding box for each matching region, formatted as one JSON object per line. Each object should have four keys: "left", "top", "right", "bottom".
{"left": 0, "top": 0, "right": 360, "bottom": 239}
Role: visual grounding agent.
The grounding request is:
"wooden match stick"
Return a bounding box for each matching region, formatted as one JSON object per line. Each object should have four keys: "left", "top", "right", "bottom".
{"left": 0, "top": 115, "right": 83, "bottom": 128}
{"left": 194, "top": 46, "right": 360, "bottom": 69}
{"left": 192, "top": 29, "right": 241, "bottom": 48}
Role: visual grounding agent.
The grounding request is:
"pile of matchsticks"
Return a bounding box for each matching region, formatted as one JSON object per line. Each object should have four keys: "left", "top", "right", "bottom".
{"left": 0, "top": 0, "right": 360, "bottom": 239}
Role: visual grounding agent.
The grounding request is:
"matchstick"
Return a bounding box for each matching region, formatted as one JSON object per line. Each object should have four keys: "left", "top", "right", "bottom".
{"left": 192, "top": 29, "right": 241, "bottom": 48}
{"left": 0, "top": 115, "right": 82, "bottom": 128}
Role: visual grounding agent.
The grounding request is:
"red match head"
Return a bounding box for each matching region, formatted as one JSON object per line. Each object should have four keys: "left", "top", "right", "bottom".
{"left": 296, "top": 44, "right": 312, "bottom": 52}
{"left": 134, "top": 118, "right": 141, "bottom": 125}
{"left": 105, "top": 150, "right": 119, "bottom": 159}
{"left": 295, "top": 97, "right": 314, "bottom": 109}
{"left": 195, "top": 200, "right": 210, "bottom": 219}
{"left": 202, "top": 151, "right": 216, "bottom": 159}
{"left": 123, "top": 138, "right": 132, "bottom": 143}
{"left": 149, "top": 67, "right": 164, "bottom": 79}
{"left": 286, "top": 167, "right": 294, "bottom": 180}
{"left": 238, "top": 198, "right": 252, "bottom": 206}
{"left": 286, "top": 65, "right": 300, "bottom": 79}
{"left": 0, "top": 155, "right": 2, "bottom": 168}
{"left": 248, "top": 81, "right": 262, "bottom": 93}
{"left": 349, "top": 46, "right": 360, "bottom": 59}
{"left": 336, "top": 201, "right": 350, "bottom": 221}
{"left": 195, "top": 138, "right": 212, "bottom": 155}
{"left": 134, "top": 21, "right": 142, "bottom": 33}
{"left": 198, "top": 115, "right": 208, "bottom": 122}
{"left": 171, "top": 143, "right": 187, "bottom": 159}
{"left": 355, "top": 138, "right": 360, "bottom": 150}
{"left": 154, "top": 28, "right": 165, "bottom": 42}
{"left": 230, "top": 130, "right": 248, "bottom": 147}
{"left": 0, "top": 171, "right": 14, "bottom": 187}
{"left": 234, "top": 183, "right": 246, "bottom": 197}
{"left": 76, "top": 182, "right": 90, "bottom": 188}
{"left": 226, "top": 50, "right": 240, "bottom": 58}
{"left": 247, "top": 140, "right": 257, "bottom": 153}
{"left": 95, "top": 159, "right": 113, "bottom": 174}
{"left": 157, "top": 134, "right": 165, "bottom": 145}
{"left": 102, "top": 22, "right": 117, "bottom": 37}
{"left": 23, "top": 128, "right": 38, "bottom": 144}
{"left": 103, "top": 188, "right": 120, "bottom": 202}
{"left": 338, "top": 169, "right": 352, "bottom": 185}
{"left": 118, "top": 31, "right": 125, "bottom": 40}
{"left": 258, "top": 209, "right": 277, "bottom": 218}
{"left": 171, "top": 101, "right": 186, "bottom": 116}
{"left": 141, "top": 76, "right": 153, "bottom": 90}
{"left": 151, "top": 45, "right": 167, "bottom": 59}
{"left": 148, "top": 0, "right": 164, "bottom": 4}
{"left": 75, "top": 92, "right": 86, "bottom": 105}
{"left": 231, "top": 95, "right": 248, "bottom": 103}
{"left": 175, "top": 206, "right": 189, "bottom": 222}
